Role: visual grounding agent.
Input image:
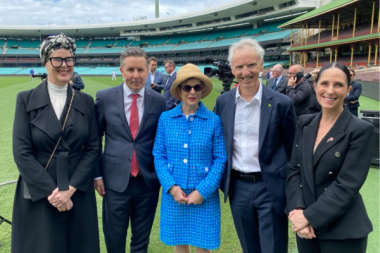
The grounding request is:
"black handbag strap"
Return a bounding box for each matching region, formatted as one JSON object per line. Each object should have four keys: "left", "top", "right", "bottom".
{"left": 44, "top": 89, "right": 75, "bottom": 170}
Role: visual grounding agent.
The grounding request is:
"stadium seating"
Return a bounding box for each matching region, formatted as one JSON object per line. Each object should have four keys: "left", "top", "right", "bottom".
{"left": 130, "top": 36, "right": 171, "bottom": 46}
{"left": 204, "top": 26, "right": 251, "bottom": 41}
{"left": 208, "top": 38, "right": 241, "bottom": 48}
{"left": 16, "top": 67, "right": 47, "bottom": 75}
{"left": 173, "top": 42, "right": 213, "bottom": 51}
{"left": 245, "top": 20, "right": 290, "bottom": 36}
{"left": 5, "top": 49, "right": 39, "bottom": 55}
{"left": 0, "top": 67, "right": 23, "bottom": 75}
{"left": 141, "top": 45, "right": 176, "bottom": 52}
{"left": 254, "top": 30, "right": 292, "bottom": 42}
{"left": 166, "top": 32, "right": 210, "bottom": 44}
{"left": 76, "top": 48, "right": 86, "bottom": 54}
{"left": 6, "top": 40, "right": 41, "bottom": 48}
{"left": 0, "top": 40, "right": 4, "bottom": 48}
{"left": 85, "top": 48, "right": 124, "bottom": 54}
{"left": 114, "top": 40, "right": 133, "bottom": 47}
{"left": 89, "top": 40, "right": 116, "bottom": 48}
{"left": 75, "top": 40, "right": 90, "bottom": 48}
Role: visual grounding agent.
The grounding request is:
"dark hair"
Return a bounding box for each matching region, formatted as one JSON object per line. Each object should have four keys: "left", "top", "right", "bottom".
{"left": 315, "top": 62, "right": 351, "bottom": 87}
{"left": 349, "top": 68, "right": 355, "bottom": 76}
{"left": 148, "top": 56, "right": 157, "bottom": 63}
{"left": 164, "top": 60, "right": 176, "bottom": 68}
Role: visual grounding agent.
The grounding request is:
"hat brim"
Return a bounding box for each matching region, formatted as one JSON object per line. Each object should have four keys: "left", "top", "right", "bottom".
{"left": 170, "top": 73, "right": 213, "bottom": 101}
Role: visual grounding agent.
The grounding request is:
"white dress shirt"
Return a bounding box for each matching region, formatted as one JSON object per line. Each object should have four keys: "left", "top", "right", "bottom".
{"left": 150, "top": 71, "right": 156, "bottom": 84}
{"left": 123, "top": 84, "right": 145, "bottom": 125}
{"left": 232, "top": 83, "right": 263, "bottom": 173}
{"left": 47, "top": 82, "right": 67, "bottom": 120}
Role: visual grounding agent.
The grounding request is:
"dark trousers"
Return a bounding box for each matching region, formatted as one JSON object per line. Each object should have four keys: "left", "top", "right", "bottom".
{"left": 102, "top": 176, "right": 159, "bottom": 253}
{"left": 296, "top": 235, "right": 367, "bottom": 253}
{"left": 229, "top": 177, "right": 288, "bottom": 253}
{"left": 348, "top": 107, "right": 359, "bottom": 117}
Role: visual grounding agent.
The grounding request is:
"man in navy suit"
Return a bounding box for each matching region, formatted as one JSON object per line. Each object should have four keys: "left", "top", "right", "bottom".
{"left": 215, "top": 38, "right": 297, "bottom": 253}
{"left": 266, "top": 64, "right": 288, "bottom": 94}
{"left": 145, "top": 56, "right": 166, "bottom": 93}
{"left": 163, "top": 60, "right": 179, "bottom": 109}
{"left": 346, "top": 69, "right": 362, "bottom": 117}
{"left": 94, "top": 48, "right": 166, "bottom": 253}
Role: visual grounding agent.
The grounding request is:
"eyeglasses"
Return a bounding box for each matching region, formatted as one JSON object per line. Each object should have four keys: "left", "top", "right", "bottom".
{"left": 181, "top": 84, "right": 203, "bottom": 93}
{"left": 47, "top": 57, "right": 76, "bottom": 68}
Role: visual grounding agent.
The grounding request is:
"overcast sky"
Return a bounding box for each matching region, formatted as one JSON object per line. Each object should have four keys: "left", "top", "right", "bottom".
{"left": 0, "top": 0, "right": 236, "bottom": 26}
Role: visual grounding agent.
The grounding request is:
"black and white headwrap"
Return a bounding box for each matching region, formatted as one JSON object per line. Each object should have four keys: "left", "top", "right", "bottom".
{"left": 40, "top": 33, "right": 76, "bottom": 64}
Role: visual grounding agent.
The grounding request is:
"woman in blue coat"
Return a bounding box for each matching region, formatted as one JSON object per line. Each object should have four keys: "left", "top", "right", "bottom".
{"left": 153, "top": 64, "right": 227, "bottom": 252}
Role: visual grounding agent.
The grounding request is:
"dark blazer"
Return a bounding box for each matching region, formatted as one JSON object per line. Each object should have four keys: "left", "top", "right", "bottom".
{"left": 163, "top": 72, "right": 179, "bottom": 109}
{"left": 145, "top": 71, "right": 166, "bottom": 93}
{"left": 71, "top": 71, "right": 85, "bottom": 91}
{"left": 266, "top": 76, "right": 288, "bottom": 94}
{"left": 12, "top": 81, "right": 100, "bottom": 253}
{"left": 286, "top": 79, "right": 312, "bottom": 117}
{"left": 215, "top": 85, "right": 297, "bottom": 216}
{"left": 95, "top": 84, "right": 166, "bottom": 192}
{"left": 346, "top": 81, "right": 362, "bottom": 114}
{"left": 286, "top": 108, "right": 374, "bottom": 240}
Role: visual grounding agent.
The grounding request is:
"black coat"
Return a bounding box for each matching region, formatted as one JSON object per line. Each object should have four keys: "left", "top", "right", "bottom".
{"left": 286, "top": 108, "right": 374, "bottom": 240}
{"left": 286, "top": 79, "right": 312, "bottom": 117}
{"left": 346, "top": 80, "right": 362, "bottom": 115}
{"left": 12, "top": 81, "right": 100, "bottom": 253}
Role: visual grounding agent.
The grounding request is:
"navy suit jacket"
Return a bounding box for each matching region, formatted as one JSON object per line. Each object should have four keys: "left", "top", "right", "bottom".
{"left": 163, "top": 72, "right": 179, "bottom": 109}
{"left": 145, "top": 71, "right": 166, "bottom": 93}
{"left": 215, "top": 85, "right": 297, "bottom": 216}
{"left": 95, "top": 84, "right": 166, "bottom": 192}
{"left": 346, "top": 80, "right": 362, "bottom": 110}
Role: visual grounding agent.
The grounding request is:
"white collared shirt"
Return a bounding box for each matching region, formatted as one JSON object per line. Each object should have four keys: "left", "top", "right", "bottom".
{"left": 123, "top": 84, "right": 145, "bottom": 125}
{"left": 232, "top": 83, "right": 263, "bottom": 173}
{"left": 150, "top": 71, "right": 156, "bottom": 84}
{"left": 165, "top": 71, "right": 176, "bottom": 88}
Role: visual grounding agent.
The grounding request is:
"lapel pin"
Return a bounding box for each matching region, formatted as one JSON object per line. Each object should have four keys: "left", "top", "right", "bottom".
{"left": 268, "top": 104, "right": 271, "bottom": 107}
{"left": 335, "top": 152, "right": 340, "bottom": 157}
{"left": 327, "top": 137, "right": 334, "bottom": 142}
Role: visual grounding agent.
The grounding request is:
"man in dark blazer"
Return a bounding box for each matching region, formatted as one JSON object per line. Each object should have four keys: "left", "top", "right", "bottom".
{"left": 266, "top": 64, "right": 288, "bottom": 94}
{"left": 215, "top": 38, "right": 297, "bottom": 253}
{"left": 163, "top": 60, "right": 179, "bottom": 109}
{"left": 145, "top": 56, "right": 166, "bottom": 93}
{"left": 346, "top": 69, "right": 362, "bottom": 117}
{"left": 94, "top": 48, "right": 166, "bottom": 253}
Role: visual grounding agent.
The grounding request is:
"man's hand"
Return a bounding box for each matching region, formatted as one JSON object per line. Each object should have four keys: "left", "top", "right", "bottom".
{"left": 288, "top": 77, "right": 297, "bottom": 87}
{"left": 297, "top": 225, "right": 316, "bottom": 239}
{"left": 150, "top": 83, "right": 157, "bottom": 88}
{"left": 48, "top": 186, "right": 76, "bottom": 209}
{"left": 169, "top": 185, "right": 189, "bottom": 204}
{"left": 94, "top": 178, "right": 106, "bottom": 197}
{"left": 289, "top": 209, "right": 309, "bottom": 232}
{"left": 187, "top": 190, "right": 204, "bottom": 205}
{"left": 57, "top": 199, "right": 74, "bottom": 212}
{"left": 69, "top": 80, "right": 73, "bottom": 85}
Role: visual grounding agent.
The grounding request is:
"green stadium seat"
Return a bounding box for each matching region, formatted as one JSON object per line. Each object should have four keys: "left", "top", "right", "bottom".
{"left": 89, "top": 40, "right": 116, "bottom": 48}
{"left": 5, "top": 49, "right": 39, "bottom": 55}
{"left": 173, "top": 42, "right": 213, "bottom": 51}
{"left": 204, "top": 26, "right": 251, "bottom": 41}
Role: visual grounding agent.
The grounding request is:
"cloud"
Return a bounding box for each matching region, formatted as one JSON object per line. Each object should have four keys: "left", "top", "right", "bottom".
{"left": 0, "top": 0, "right": 235, "bottom": 26}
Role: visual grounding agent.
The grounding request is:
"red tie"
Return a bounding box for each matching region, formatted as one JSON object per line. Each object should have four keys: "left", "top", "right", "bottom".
{"left": 130, "top": 94, "right": 140, "bottom": 177}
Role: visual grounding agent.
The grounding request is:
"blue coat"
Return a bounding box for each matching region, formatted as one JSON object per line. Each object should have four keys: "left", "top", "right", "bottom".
{"left": 144, "top": 71, "right": 166, "bottom": 93}
{"left": 163, "top": 72, "right": 180, "bottom": 109}
{"left": 153, "top": 102, "right": 226, "bottom": 200}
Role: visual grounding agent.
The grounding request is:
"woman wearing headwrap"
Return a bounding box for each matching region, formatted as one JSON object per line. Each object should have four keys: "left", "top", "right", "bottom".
{"left": 11, "top": 33, "right": 100, "bottom": 253}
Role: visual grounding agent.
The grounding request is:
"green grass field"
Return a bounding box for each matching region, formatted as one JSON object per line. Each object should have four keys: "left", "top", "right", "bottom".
{"left": 0, "top": 76, "right": 379, "bottom": 253}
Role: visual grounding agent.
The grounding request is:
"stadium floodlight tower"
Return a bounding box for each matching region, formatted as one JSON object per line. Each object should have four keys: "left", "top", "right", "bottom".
{"left": 155, "top": 0, "right": 159, "bottom": 18}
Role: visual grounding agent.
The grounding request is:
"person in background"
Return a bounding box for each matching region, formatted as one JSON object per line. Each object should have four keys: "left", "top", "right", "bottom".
{"left": 286, "top": 64, "right": 312, "bottom": 117}
{"left": 346, "top": 69, "right": 362, "bottom": 117}
{"left": 286, "top": 62, "right": 374, "bottom": 253}
{"left": 266, "top": 64, "right": 288, "bottom": 94}
{"left": 30, "top": 68, "right": 34, "bottom": 81}
{"left": 145, "top": 56, "right": 166, "bottom": 93}
{"left": 12, "top": 33, "right": 100, "bottom": 253}
{"left": 112, "top": 70, "right": 117, "bottom": 83}
{"left": 163, "top": 60, "right": 180, "bottom": 109}
{"left": 153, "top": 63, "right": 226, "bottom": 253}
{"left": 69, "top": 71, "right": 85, "bottom": 91}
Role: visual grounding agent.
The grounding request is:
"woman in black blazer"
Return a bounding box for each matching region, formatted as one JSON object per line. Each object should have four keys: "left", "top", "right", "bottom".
{"left": 286, "top": 62, "right": 374, "bottom": 253}
{"left": 12, "top": 34, "right": 100, "bottom": 253}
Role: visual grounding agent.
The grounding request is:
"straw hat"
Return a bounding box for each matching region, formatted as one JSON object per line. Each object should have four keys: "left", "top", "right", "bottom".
{"left": 170, "top": 63, "right": 213, "bottom": 101}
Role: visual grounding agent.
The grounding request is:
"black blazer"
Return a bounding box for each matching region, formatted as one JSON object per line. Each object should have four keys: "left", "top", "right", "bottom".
{"left": 95, "top": 84, "right": 166, "bottom": 192}
{"left": 215, "top": 85, "right": 297, "bottom": 216}
{"left": 346, "top": 80, "right": 362, "bottom": 109}
{"left": 286, "top": 108, "right": 374, "bottom": 240}
{"left": 266, "top": 76, "right": 288, "bottom": 94}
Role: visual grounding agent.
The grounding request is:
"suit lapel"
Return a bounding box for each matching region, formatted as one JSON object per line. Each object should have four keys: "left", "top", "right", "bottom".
{"left": 259, "top": 86, "right": 273, "bottom": 153}
{"left": 313, "top": 109, "right": 350, "bottom": 167}
{"left": 226, "top": 89, "right": 237, "bottom": 153}
{"left": 302, "top": 114, "right": 320, "bottom": 196}
{"left": 28, "top": 81, "right": 65, "bottom": 143}
{"left": 136, "top": 88, "right": 152, "bottom": 137}
{"left": 114, "top": 84, "right": 133, "bottom": 139}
